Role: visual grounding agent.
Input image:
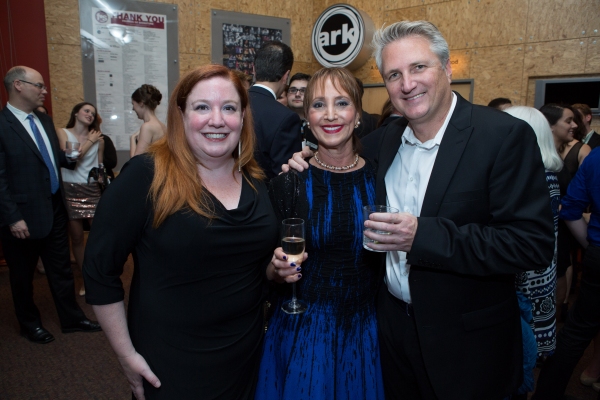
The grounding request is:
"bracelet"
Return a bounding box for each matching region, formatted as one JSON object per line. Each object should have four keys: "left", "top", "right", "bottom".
{"left": 87, "top": 139, "right": 96, "bottom": 144}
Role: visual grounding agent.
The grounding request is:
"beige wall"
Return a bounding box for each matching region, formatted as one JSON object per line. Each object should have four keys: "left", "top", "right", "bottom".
{"left": 45, "top": 0, "right": 600, "bottom": 128}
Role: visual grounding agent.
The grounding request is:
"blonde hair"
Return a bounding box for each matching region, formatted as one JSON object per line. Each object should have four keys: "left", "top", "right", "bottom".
{"left": 504, "top": 106, "right": 563, "bottom": 172}
{"left": 371, "top": 21, "right": 449, "bottom": 72}
{"left": 149, "top": 64, "right": 264, "bottom": 227}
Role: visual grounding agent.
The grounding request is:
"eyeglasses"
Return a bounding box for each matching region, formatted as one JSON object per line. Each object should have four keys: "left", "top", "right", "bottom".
{"left": 17, "top": 80, "right": 47, "bottom": 91}
{"left": 288, "top": 87, "right": 306, "bottom": 95}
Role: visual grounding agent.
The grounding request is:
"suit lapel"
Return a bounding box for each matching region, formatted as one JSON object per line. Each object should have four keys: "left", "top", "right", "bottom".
{"left": 420, "top": 94, "right": 473, "bottom": 217}
{"left": 2, "top": 107, "right": 45, "bottom": 163}
{"left": 376, "top": 117, "right": 408, "bottom": 204}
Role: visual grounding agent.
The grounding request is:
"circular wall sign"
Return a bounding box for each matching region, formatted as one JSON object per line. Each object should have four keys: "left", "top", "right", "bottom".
{"left": 312, "top": 4, "right": 375, "bottom": 70}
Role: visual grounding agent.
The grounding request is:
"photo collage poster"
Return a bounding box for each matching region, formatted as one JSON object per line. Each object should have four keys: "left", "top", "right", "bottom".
{"left": 222, "top": 24, "right": 283, "bottom": 80}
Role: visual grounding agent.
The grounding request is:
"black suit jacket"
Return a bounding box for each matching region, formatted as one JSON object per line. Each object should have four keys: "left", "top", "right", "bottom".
{"left": 0, "top": 106, "right": 72, "bottom": 239}
{"left": 249, "top": 86, "right": 302, "bottom": 179}
{"left": 587, "top": 130, "right": 600, "bottom": 149}
{"left": 369, "top": 94, "right": 555, "bottom": 399}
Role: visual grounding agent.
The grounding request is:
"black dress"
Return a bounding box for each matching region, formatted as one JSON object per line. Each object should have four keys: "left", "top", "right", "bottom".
{"left": 84, "top": 155, "right": 279, "bottom": 399}
{"left": 556, "top": 142, "right": 584, "bottom": 277}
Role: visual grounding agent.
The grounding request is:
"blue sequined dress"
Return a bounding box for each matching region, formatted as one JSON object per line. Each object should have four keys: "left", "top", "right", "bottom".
{"left": 255, "top": 163, "right": 385, "bottom": 400}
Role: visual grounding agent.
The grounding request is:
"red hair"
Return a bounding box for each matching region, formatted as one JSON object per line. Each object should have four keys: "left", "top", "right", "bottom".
{"left": 149, "top": 64, "right": 264, "bottom": 227}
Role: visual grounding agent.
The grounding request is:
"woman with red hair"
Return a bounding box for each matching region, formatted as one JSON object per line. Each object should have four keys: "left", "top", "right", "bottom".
{"left": 83, "top": 65, "right": 278, "bottom": 399}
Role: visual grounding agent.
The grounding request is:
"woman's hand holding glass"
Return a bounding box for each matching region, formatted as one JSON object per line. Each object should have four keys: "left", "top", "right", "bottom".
{"left": 65, "top": 141, "right": 81, "bottom": 160}
{"left": 267, "top": 247, "right": 308, "bottom": 284}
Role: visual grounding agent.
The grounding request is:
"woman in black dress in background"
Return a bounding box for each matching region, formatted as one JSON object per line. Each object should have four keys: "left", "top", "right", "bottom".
{"left": 83, "top": 65, "right": 278, "bottom": 399}
{"left": 540, "top": 104, "right": 591, "bottom": 323}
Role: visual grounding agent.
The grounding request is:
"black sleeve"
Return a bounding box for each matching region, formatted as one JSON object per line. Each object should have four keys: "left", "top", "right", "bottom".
{"left": 0, "top": 131, "right": 21, "bottom": 226}
{"left": 101, "top": 135, "right": 118, "bottom": 177}
{"left": 360, "top": 126, "right": 386, "bottom": 168}
{"left": 408, "top": 119, "right": 555, "bottom": 275}
{"left": 269, "top": 113, "right": 302, "bottom": 178}
{"left": 83, "top": 155, "right": 154, "bottom": 305}
{"left": 268, "top": 171, "right": 301, "bottom": 222}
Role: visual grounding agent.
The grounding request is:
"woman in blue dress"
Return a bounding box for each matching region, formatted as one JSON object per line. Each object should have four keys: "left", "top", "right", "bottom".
{"left": 255, "top": 67, "right": 385, "bottom": 400}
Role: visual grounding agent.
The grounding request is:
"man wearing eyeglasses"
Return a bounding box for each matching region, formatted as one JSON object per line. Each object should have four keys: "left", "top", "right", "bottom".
{"left": 286, "top": 72, "right": 318, "bottom": 150}
{"left": 0, "top": 66, "right": 101, "bottom": 344}
{"left": 286, "top": 72, "right": 310, "bottom": 119}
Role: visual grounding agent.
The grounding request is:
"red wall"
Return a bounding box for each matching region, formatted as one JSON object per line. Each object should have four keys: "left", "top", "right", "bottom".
{"left": 0, "top": 0, "right": 52, "bottom": 115}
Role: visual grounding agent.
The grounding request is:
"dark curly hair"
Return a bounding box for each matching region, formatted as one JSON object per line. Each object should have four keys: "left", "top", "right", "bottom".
{"left": 131, "top": 84, "right": 163, "bottom": 110}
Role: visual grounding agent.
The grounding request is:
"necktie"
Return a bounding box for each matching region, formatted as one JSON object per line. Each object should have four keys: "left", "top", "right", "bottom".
{"left": 27, "top": 115, "right": 59, "bottom": 194}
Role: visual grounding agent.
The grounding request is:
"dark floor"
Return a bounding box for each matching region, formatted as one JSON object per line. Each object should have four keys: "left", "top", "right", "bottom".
{"left": 0, "top": 257, "right": 133, "bottom": 399}
{"left": 0, "top": 258, "right": 598, "bottom": 399}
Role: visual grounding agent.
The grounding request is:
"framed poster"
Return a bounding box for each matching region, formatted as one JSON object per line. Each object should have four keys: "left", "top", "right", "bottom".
{"left": 79, "top": 0, "right": 178, "bottom": 161}
{"left": 211, "top": 10, "right": 291, "bottom": 80}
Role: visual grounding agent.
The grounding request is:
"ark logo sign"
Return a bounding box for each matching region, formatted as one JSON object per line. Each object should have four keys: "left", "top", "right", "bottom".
{"left": 312, "top": 4, "right": 374, "bottom": 70}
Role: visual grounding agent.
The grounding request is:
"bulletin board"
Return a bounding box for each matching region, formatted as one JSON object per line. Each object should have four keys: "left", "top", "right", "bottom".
{"left": 79, "top": 0, "right": 179, "bottom": 162}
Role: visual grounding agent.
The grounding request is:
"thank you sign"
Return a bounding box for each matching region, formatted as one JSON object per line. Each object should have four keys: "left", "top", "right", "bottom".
{"left": 312, "top": 4, "right": 374, "bottom": 70}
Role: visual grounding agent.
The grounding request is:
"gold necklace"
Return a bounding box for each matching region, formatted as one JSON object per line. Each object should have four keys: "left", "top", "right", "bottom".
{"left": 314, "top": 151, "right": 359, "bottom": 171}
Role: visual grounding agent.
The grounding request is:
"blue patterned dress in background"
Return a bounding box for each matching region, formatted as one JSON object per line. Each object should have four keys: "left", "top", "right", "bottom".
{"left": 516, "top": 171, "right": 561, "bottom": 358}
{"left": 256, "top": 163, "right": 385, "bottom": 400}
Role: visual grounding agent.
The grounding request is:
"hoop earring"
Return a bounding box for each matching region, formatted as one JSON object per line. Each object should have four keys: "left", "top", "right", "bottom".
{"left": 238, "top": 140, "right": 242, "bottom": 172}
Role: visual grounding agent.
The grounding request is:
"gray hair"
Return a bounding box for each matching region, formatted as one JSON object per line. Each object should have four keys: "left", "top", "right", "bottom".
{"left": 3, "top": 66, "right": 27, "bottom": 93}
{"left": 372, "top": 21, "right": 450, "bottom": 73}
{"left": 504, "top": 106, "right": 563, "bottom": 173}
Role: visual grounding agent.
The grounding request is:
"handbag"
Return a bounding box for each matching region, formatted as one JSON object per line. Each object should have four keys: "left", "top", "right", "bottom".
{"left": 88, "top": 163, "right": 110, "bottom": 193}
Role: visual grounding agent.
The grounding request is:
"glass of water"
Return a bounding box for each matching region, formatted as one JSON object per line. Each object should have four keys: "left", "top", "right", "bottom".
{"left": 362, "top": 205, "right": 400, "bottom": 252}
{"left": 66, "top": 141, "right": 81, "bottom": 160}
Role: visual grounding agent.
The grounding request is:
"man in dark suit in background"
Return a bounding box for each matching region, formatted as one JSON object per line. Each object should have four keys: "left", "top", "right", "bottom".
{"left": 573, "top": 103, "right": 600, "bottom": 149}
{"left": 249, "top": 41, "right": 302, "bottom": 179}
{"left": 362, "top": 22, "right": 555, "bottom": 399}
{"left": 353, "top": 77, "right": 379, "bottom": 139}
{"left": 0, "top": 66, "right": 100, "bottom": 344}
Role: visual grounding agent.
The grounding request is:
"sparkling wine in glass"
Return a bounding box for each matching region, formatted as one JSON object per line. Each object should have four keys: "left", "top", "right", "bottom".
{"left": 281, "top": 218, "right": 307, "bottom": 314}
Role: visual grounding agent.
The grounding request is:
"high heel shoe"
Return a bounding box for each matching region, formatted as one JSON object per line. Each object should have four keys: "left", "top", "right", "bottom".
{"left": 581, "top": 371, "right": 600, "bottom": 386}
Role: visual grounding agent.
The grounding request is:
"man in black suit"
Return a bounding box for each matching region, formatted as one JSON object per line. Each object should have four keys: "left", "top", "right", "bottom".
{"left": 573, "top": 103, "right": 600, "bottom": 149}
{"left": 0, "top": 66, "right": 100, "bottom": 344}
{"left": 353, "top": 77, "right": 379, "bottom": 139}
{"left": 249, "top": 41, "right": 302, "bottom": 179}
{"left": 361, "top": 22, "right": 555, "bottom": 399}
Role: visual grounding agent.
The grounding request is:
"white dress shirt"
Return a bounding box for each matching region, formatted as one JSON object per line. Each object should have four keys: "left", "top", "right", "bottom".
{"left": 6, "top": 102, "right": 59, "bottom": 176}
{"left": 583, "top": 130, "right": 595, "bottom": 144}
{"left": 384, "top": 93, "right": 457, "bottom": 303}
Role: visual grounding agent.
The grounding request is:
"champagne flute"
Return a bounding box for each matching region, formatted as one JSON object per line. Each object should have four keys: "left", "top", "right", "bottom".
{"left": 281, "top": 218, "right": 307, "bottom": 314}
